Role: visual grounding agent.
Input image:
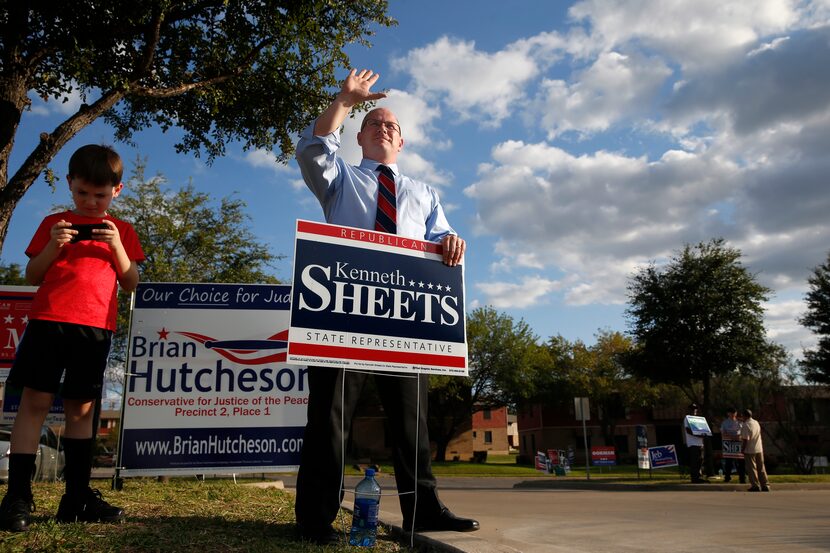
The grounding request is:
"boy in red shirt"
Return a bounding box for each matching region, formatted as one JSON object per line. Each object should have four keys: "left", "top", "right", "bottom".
{"left": 0, "top": 144, "right": 145, "bottom": 532}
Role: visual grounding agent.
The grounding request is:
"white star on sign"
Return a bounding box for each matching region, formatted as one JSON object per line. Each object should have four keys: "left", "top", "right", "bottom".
{"left": 3, "top": 315, "right": 13, "bottom": 324}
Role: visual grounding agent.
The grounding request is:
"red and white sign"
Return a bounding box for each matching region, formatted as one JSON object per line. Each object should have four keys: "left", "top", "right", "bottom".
{"left": 0, "top": 285, "right": 37, "bottom": 379}
{"left": 591, "top": 445, "right": 617, "bottom": 466}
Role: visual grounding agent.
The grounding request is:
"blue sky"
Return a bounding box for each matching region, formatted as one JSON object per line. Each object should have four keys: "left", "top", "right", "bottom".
{"left": 4, "top": 0, "right": 830, "bottom": 357}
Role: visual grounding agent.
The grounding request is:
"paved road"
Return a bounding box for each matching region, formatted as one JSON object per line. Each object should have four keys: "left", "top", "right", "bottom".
{"left": 319, "top": 476, "right": 830, "bottom": 553}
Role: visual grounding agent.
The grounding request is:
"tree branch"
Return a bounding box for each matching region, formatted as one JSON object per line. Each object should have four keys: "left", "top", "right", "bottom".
{"left": 2, "top": 89, "right": 125, "bottom": 206}
{"left": 131, "top": 73, "right": 236, "bottom": 98}
{"left": 130, "top": 35, "right": 275, "bottom": 98}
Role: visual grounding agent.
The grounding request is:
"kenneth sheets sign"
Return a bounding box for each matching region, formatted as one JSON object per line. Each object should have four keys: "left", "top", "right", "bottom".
{"left": 288, "top": 220, "right": 468, "bottom": 375}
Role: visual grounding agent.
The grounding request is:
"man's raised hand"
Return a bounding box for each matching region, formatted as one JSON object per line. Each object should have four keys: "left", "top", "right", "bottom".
{"left": 341, "top": 69, "right": 387, "bottom": 106}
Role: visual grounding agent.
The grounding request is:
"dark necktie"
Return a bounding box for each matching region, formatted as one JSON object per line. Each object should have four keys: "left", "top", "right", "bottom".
{"left": 374, "top": 165, "right": 397, "bottom": 234}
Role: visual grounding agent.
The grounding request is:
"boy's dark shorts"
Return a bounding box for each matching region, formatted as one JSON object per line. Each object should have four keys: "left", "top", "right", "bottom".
{"left": 7, "top": 319, "right": 112, "bottom": 400}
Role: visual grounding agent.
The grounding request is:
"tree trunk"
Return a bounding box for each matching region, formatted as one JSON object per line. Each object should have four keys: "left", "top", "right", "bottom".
{"left": 702, "top": 372, "right": 715, "bottom": 476}
{"left": 434, "top": 440, "right": 448, "bottom": 462}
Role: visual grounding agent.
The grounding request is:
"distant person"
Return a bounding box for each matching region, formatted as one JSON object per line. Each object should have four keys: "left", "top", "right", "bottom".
{"left": 683, "top": 403, "right": 707, "bottom": 483}
{"left": 719, "top": 407, "right": 745, "bottom": 483}
{"left": 740, "top": 409, "right": 770, "bottom": 492}
{"left": 0, "top": 145, "right": 145, "bottom": 532}
{"left": 293, "top": 68, "right": 477, "bottom": 544}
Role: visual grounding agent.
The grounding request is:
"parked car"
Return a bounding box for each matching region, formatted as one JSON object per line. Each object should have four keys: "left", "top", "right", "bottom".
{"left": 93, "top": 446, "right": 115, "bottom": 467}
{"left": 0, "top": 425, "right": 66, "bottom": 482}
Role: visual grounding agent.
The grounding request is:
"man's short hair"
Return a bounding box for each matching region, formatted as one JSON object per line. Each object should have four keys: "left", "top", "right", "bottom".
{"left": 726, "top": 407, "right": 737, "bottom": 414}
{"left": 741, "top": 408, "right": 753, "bottom": 418}
{"left": 67, "top": 144, "right": 123, "bottom": 187}
{"left": 688, "top": 403, "right": 698, "bottom": 410}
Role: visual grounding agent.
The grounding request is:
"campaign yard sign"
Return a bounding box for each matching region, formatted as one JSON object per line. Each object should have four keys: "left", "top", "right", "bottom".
{"left": 288, "top": 220, "right": 467, "bottom": 375}
{"left": 591, "top": 445, "right": 617, "bottom": 466}
{"left": 636, "top": 425, "right": 650, "bottom": 469}
{"left": 0, "top": 286, "right": 65, "bottom": 424}
{"left": 119, "top": 283, "right": 308, "bottom": 477}
{"left": 722, "top": 440, "right": 743, "bottom": 459}
{"left": 0, "top": 286, "right": 37, "bottom": 381}
{"left": 648, "top": 445, "right": 680, "bottom": 469}
{"left": 686, "top": 415, "right": 713, "bottom": 436}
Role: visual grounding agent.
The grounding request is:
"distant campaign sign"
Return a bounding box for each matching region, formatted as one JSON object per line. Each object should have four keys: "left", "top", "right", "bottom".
{"left": 591, "top": 445, "right": 617, "bottom": 466}
{"left": 722, "top": 439, "right": 743, "bottom": 459}
{"left": 119, "top": 283, "right": 308, "bottom": 477}
{"left": 288, "top": 220, "right": 468, "bottom": 375}
{"left": 648, "top": 445, "right": 679, "bottom": 469}
{"left": 686, "top": 415, "right": 713, "bottom": 436}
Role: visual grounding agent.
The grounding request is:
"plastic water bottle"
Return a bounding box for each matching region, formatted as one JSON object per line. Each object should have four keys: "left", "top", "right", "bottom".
{"left": 349, "top": 468, "right": 381, "bottom": 547}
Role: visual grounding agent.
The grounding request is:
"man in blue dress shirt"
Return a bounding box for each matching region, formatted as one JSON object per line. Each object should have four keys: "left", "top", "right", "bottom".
{"left": 294, "top": 68, "right": 478, "bottom": 544}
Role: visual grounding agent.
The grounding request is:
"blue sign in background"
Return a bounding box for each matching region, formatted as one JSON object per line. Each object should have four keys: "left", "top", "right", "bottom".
{"left": 648, "top": 445, "right": 679, "bottom": 468}
{"left": 291, "top": 239, "right": 465, "bottom": 343}
{"left": 636, "top": 425, "right": 648, "bottom": 449}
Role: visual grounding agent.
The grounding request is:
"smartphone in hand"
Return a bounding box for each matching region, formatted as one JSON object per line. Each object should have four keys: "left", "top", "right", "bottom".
{"left": 70, "top": 223, "right": 109, "bottom": 243}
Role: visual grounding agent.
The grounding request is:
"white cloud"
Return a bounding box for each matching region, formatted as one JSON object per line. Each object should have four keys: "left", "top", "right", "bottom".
{"left": 763, "top": 299, "right": 816, "bottom": 357}
{"left": 393, "top": 36, "right": 541, "bottom": 126}
{"left": 476, "top": 276, "right": 563, "bottom": 308}
{"left": 664, "top": 27, "right": 830, "bottom": 136}
{"left": 244, "top": 149, "right": 304, "bottom": 190}
{"left": 534, "top": 50, "right": 672, "bottom": 137}
{"left": 27, "top": 87, "right": 85, "bottom": 117}
{"left": 244, "top": 149, "right": 292, "bottom": 172}
{"left": 567, "top": 0, "right": 800, "bottom": 71}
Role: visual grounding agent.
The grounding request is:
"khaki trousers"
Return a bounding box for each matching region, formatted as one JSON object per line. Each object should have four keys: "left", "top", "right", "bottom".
{"left": 744, "top": 452, "right": 769, "bottom": 488}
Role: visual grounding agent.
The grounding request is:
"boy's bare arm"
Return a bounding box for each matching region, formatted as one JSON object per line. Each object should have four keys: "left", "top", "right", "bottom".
{"left": 118, "top": 261, "right": 140, "bottom": 292}
{"left": 95, "top": 221, "right": 139, "bottom": 292}
{"left": 25, "top": 220, "right": 74, "bottom": 285}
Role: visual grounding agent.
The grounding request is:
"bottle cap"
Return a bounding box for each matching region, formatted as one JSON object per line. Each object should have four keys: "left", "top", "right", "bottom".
{"left": 365, "top": 468, "right": 375, "bottom": 477}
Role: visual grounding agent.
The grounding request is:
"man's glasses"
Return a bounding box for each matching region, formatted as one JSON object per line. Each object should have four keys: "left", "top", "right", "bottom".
{"left": 362, "top": 118, "right": 402, "bottom": 135}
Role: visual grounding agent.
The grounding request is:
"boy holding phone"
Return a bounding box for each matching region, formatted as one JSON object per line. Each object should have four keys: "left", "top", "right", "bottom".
{"left": 0, "top": 144, "right": 144, "bottom": 531}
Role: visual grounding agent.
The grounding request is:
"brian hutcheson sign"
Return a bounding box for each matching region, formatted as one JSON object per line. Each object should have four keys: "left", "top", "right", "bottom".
{"left": 287, "top": 220, "right": 468, "bottom": 376}
{"left": 119, "top": 282, "right": 308, "bottom": 477}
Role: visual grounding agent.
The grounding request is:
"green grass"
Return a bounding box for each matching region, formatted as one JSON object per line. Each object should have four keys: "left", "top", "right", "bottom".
{"left": 0, "top": 480, "right": 441, "bottom": 553}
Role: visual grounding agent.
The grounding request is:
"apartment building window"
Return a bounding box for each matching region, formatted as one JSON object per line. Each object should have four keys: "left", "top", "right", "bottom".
{"left": 485, "top": 431, "right": 493, "bottom": 444}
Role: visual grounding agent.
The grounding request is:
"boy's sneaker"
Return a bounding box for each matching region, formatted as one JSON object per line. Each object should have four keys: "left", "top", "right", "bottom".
{"left": 0, "top": 494, "right": 35, "bottom": 532}
{"left": 55, "top": 488, "right": 124, "bottom": 523}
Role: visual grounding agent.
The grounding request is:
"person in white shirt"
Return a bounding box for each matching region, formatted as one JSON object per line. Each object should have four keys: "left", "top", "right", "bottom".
{"left": 740, "top": 409, "right": 770, "bottom": 492}
{"left": 683, "top": 403, "right": 706, "bottom": 483}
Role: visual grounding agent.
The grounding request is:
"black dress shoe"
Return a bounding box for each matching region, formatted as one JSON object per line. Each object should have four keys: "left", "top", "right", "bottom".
{"left": 747, "top": 486, "right": 761, "bottom": 492}
{"left": 405, "top": 508, "right": 480, "bottom": 533}
{"left": 296, "top": 523, "right": 340, "bottom": 545}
